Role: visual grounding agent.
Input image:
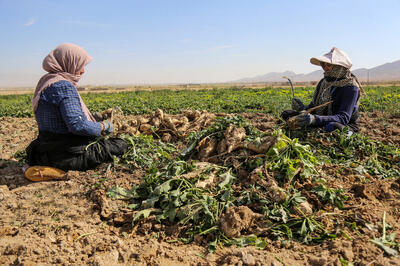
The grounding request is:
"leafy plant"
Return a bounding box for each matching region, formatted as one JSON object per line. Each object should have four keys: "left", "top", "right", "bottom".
{"left": 312, "top": 180, "right": 348, "bottom": 209}
{"left": 290, "top": 127, "right": 400, "bottom": 179}
{"left": 108, "top": 158, "right": 237, "bottom": 248}
{"left": 265, "top": 130, "right": 317, "bottom": 181}
{"left": 120, "top": 134, "right": 177, "bottom": 169}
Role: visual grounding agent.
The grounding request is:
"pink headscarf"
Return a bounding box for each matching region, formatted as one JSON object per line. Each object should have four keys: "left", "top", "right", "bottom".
{"left": 33, "top": 43, "right": 96, "bottom": 122}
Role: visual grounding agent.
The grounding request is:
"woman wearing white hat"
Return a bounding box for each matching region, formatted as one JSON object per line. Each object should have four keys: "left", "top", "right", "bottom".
{"left": 284, "top": 47, "right": 364, "bottom": 133}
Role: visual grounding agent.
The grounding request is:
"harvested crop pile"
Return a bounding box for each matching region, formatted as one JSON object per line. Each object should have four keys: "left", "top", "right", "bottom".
{"left": 100, "top": 111, "right": 400, "bottom": 258}
{"left": 180, "top": 115, "right": 277, "bottom": 167}
{"left": 110, "top": 108, "right": 218, "bottom": 142}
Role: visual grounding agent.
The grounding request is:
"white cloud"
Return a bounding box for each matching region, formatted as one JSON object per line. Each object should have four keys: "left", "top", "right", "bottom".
{"left": 24, "top": 18, "right": 36, "bottom": 27}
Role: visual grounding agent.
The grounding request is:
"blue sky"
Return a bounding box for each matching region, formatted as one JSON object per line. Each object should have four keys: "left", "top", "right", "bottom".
{"left": 0, "top": 0, "right": 399, "bottom": 87}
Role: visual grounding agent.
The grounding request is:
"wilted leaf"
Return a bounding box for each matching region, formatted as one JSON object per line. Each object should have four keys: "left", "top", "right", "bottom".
{"left": 107, "top": 186, "right": 136, "bottom": 200}
{"left": 370, "top": 239, "right": 399, "bottom": 257}
{"left": 218, "top": 171, "right": 235, "bottom": 189}
{"left": 133, "top": 208, "right": 159, "bottom": 223}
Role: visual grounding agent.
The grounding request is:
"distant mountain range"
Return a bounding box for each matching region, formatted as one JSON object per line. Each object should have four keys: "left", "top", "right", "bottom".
{"left": 234, "top": 59, "right": 400, "bottom": 83}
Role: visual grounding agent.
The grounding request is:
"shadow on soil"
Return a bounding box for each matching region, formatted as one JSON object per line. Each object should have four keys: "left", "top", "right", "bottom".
{"left": 0, "top": 159, "right": 31, "bottom": 189}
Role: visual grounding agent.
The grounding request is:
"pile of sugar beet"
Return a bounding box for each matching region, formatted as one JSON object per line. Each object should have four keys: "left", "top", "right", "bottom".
{"left": 91, "top": 108, "right": 398, "bottom": 252}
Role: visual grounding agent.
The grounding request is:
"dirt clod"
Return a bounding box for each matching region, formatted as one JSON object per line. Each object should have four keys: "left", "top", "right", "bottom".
{"left": 241, "top": 251, "right": 256, "bottom": 266}
{"left": 219, "top": 206, "right": 261, "bottom": 238}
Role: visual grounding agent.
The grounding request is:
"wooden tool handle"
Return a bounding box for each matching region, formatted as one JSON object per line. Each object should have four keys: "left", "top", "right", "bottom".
{"left": 287, "top": 100, "right": 333, "bottom": 129}
{"left": 304, "top": 101, "right": 333, "bottom": 114}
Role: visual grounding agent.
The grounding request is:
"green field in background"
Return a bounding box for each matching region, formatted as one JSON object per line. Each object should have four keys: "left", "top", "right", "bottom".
{"left": 1, "top": 86, "right": 399, "bottom": 117}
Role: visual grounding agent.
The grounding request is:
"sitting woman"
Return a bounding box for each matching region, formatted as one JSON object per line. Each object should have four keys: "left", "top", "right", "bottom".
{"left": 282, "top": 47, "right": 364, "bottom": 133}
{"left": 26, "top": 43, "right": 128, "bottom": 171}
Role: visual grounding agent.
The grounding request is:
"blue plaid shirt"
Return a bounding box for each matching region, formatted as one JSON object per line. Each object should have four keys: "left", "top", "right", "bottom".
{"left": 35, "top": 80, "right": 102, "bottom": 136}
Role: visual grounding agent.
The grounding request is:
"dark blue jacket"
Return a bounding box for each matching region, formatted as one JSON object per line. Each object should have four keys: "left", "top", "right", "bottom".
{"left": 306, "top": 83, "right": 360, "bottom": 130}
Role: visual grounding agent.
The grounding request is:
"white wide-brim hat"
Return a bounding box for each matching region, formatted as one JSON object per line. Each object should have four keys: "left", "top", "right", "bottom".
{"left": 310, "top": 47, "right": 352, "bottom": 69}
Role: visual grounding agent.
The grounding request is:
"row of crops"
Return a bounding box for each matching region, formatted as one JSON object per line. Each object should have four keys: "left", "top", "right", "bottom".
{"left": 0, "top": 86, "right": 399, "bottom": 117}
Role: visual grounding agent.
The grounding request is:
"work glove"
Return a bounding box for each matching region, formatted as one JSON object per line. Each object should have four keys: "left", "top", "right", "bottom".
{"left": 102, "top": 121, "right": 114, "bottom": 134}
{"left": 292, "top": 113, "right": 315, "bottom": 127}
{"left": 280, "top": 110, "right": 300, "bottom": 121}
{"left": 291, "top": 98, "right": 305, "bottom": 111}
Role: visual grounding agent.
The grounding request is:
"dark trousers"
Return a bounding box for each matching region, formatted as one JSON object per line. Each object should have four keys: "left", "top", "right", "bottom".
{"left": 26, "top": 131, "right": 129, "bottom": 171}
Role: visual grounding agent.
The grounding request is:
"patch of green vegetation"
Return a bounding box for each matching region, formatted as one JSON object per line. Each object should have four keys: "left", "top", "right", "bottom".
{"left": 1, "top": 86, "right": 399, "bottom": 117}
{"left": 119, "top": 134, "right": 177, "bottom": 169}
{"left": 291, "top": 127, "right": 400, "bottom": 179}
